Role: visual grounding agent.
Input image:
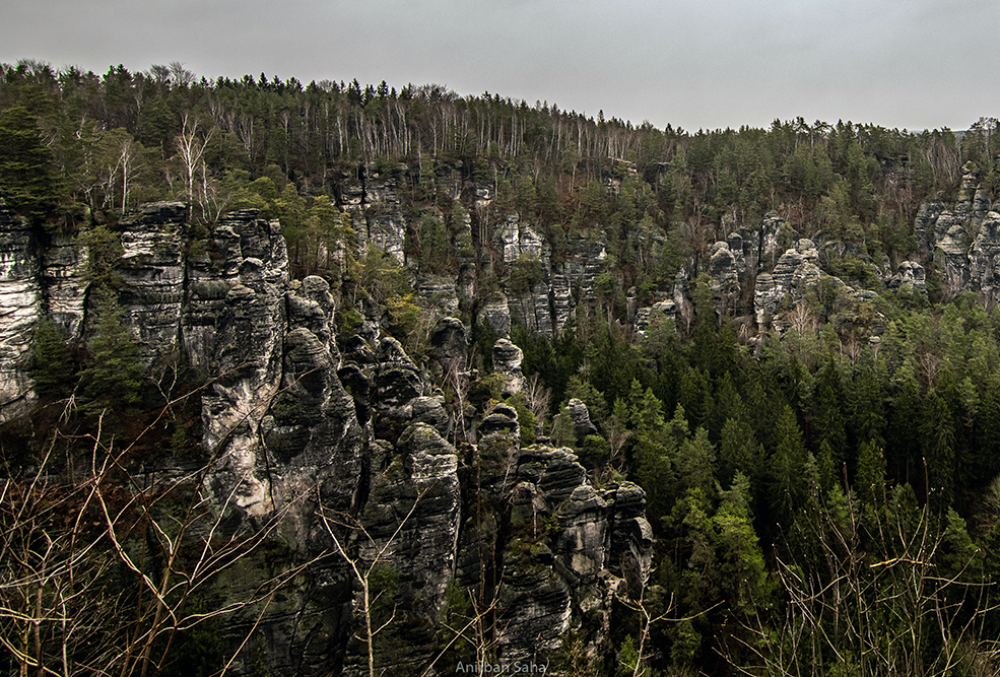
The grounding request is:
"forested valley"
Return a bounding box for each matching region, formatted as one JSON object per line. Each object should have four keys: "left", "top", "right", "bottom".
{"left": 3, "top": 59, "right": 1000, "bottom": 676}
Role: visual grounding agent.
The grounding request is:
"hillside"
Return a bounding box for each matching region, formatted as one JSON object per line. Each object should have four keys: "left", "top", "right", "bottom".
{"left": 2, "top": 60, "right": 1000, "bottom": 676}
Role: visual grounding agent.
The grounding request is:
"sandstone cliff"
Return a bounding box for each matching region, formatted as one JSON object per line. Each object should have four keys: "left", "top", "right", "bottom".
{"left": 0, "top": 201, "right": 651, "bottom": 675}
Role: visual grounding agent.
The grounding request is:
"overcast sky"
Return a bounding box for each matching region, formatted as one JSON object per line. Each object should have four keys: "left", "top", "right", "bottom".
{"left": 4, "top": 0, "right": 998, "bottom": 132}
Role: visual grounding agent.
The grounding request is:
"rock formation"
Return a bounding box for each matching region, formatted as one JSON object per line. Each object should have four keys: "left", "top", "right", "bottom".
{"left": 0, "top": 201, "right": 651, "bottom": 674}
{"left": 5, "top": 164, "right": 1000, "bottom": 673}
{"left": 0, "top": 204, "right": 39, "bottom": 420}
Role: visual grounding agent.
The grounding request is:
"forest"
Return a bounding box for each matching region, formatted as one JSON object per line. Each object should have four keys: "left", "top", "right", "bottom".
{"left": 3, "top": 58, "right": 1000, "bottom": 676}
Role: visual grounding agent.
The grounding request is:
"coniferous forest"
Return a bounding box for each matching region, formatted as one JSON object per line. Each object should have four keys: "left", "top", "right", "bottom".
{"left": 4, "top": 59, "right": 1000, "bottom": 676}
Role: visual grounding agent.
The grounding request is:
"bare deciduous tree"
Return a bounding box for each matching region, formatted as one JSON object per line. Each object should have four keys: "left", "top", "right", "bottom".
{"left": 0, "top": 374, "right": 320, "bottom": 677}
{"left": 319, "top": 487, "right": 431, "bottom": 677}
{"left": 523, "top": 373, "right": 551, "bottom": 437}
{"left": 175, "top": 113, "right": 214, "bottom": 218}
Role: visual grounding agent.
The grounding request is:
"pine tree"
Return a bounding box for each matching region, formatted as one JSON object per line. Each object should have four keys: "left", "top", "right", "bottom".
{"left": 719, "top": 418, "right": 763, "bottom": 490}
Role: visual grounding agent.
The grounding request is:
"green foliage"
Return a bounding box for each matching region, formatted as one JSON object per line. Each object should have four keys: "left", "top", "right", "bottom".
{"left": 415, "top": 213, "right": 451, "bottom": 273}
{"left": 616, "top": 635, "right": 643, "bottom": 677}
{"left": 0, "top": 105, "right": 63, "bottom": 219}
{"left": 78, "top": 287, "right": 144, "bottom": 415}
{"left": 854, "top": 438, "right": 886, "bottom": 500}
{"left": 351, "top": 246, "right": 410, "bottom": 303}
{"left": 337, "top": 305, "right": 365, "bottom": 339}
{"left": 551, "top": 406, "right": 577, "bottom": 448}
{"left": 468, "top": 372, "right": 505, "bottom": 407}
{"left": 29, "top": 316, "right": 76, "bottom": 397}
{"left": 512, "top": 324, "right": 584, "bottom": 411}
{"left": 579, "top": 434, "right": 609, "bottom": 470}
{"left": 7, "top": 61, "right": 1000, "bottom": 677}
{"left": 507, "top": 252, "right": 544, "bottom": 296}
{"left": 768, "top": 405, "right": 807, "bottom": 523}
{"left": 505, "top": 391, "right": 538, "bottom": 446}
{"left": 79, "top": 224, "right": 124, "bottom": 289}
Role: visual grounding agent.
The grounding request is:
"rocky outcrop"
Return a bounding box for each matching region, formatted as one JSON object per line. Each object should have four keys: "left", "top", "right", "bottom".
{"left": 754, "top": 238, "right": 822, "bottom": 325}
{"left": 337, "top": 421, "right": 463, "bottom": 676}
{"left": 730, "top": 212, "right": 786, "bottom": 277}
{"left": 968, "top": 211, "right": 1000, "bottom": 305}
{"left": 501, "top": 214, "right": 545, "bottom": 262}
{"left": 0, "top": 205, "right": 39, "bottom": 420}
{"left": 430, "top": 316, "right": 467, "bottom": 376}
{"left": 565, "top": 398, "right": 598, "bottom": 441}
{"left": 194, "top": 210, "right": 289, "bottom": 517}
{"left": 480, "top": 292, "right": 512, "bottom": 336}
{"left": 502, "top": 446, "right": 653, "bottom": 662}
{"left": 707, "top": 241, "right": 741, "bottom": 313}
{"left": 492, "top": 338, "right": 525, "bottom": 397}
{"left": 907, "top": 173, "right": 1000, "bottom": 303}
{"left": 633, "top": 292, "right": 677, "bottom": 334}
{"left": 118, "top": 201, "right": 188, "bottom": 363}
{"left": 414, "top": 274, "right": 459, "bottom": 317}
{"left": 347, "top": 165, "right": 408, "bottom": 263}
{"left": 888, "top": 260, "right": 928, "bottom": 296}
{"left": 493, "top": 214, "right": 611, "bottom": 337}
{"left": 41, "top": 232, "right": 87, "bottom": 340}
{"left": 1, "top": 200, "right": 659, "bottom": 675}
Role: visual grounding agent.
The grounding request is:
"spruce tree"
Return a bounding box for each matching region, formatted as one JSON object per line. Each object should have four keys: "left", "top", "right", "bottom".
{"left": 29, "top": 316, "right": 76, "bottom": 398}
{"left": 0, "top": 105, "right": 63, "bottom": 219}
{"left": 920, "top": 390, "right": 956, "bottom": 506}
{"left": 769, "top": 405, "right": 808, "bottom": 523}
{"left": 79, "top": 288, "right": 144, "bottom": 416}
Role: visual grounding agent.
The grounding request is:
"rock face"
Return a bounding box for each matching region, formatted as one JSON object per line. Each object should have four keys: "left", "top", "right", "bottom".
{"left": 480, "top": 292, "right": 512, "bottom": 336}
{"left": 503, "top": 444, "right": 653, "bottom": 662}
{"left": 0, "top": 205, "right": 40, "bottom": 420}
{"left": 118, "top": 202, "right": 188, "bottom": 363}
{"left": 15, "top": 157, "right": 1000, "bottom": 673}
{"left": 888, "top": 260, "right": 928, "bottom": 296}
{"left": 490, "top": 214, "right": 610, "bottom": 338}
{"left": 565, "top": 398, "right": 599, "bottom": 441}
{"left": 42, "top": 231, "right": 87, "bottom": 340}
{"left": 968, "top": 211, "right": 1000, "bottom": 306}
{"left": 754, "top": 239, "right": 822, "bottom": 326}
{"left": 707, "top": 241, "right": 741, "bottom": 314}
{"left": 354, "top": 166, "right": 407, "bottom": 263}
{"left": 914, "top": 172, "right": 998, "bottom": 299}
{"left": 492, "top": 338, "right": 525, "bottom": 397}
{"left": 0, "top": 199, "right": 660, "bottom": 675}
{"left": 193, "top": 210, "right": 290, "bottom": 517}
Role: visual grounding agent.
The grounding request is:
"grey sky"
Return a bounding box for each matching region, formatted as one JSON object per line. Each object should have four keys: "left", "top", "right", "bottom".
{"left": 4, "top": 0, "right": 998, "bottom": 131}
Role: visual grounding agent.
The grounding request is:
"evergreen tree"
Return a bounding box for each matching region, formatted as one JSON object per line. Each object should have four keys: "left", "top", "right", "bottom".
{"left": 79, "top": 288, "right": 144, "bottom": 415}
{"left": 711, "top": 472, "right": 771, "bottom": 613}
{"left": 28, "top": 316, "right": 76, "bottom": 397}
{"left": 854, "top": 438, "right": 886, "bottom": 501}
{"left": 886, "top": 358, "right": 922, "bottom": 486}
{"left": 677, "top": 427, "right": 717, "bottom": 497}
{"left": 719, "top": 418, "right": 764, "bottom": 491}
{"left": 849, "top": 365, "right": 886, "bottom": 449}
{"left": 920, "top": 390, "right": 956, "bottom": 506}
{"left": 769, "top": 405, "right": 808, "bottom": 523}
{"left": 811, "top": 356, "right": 848, "bottom": 469}
{"left": 0, "top": 105, "right": 63, "bottom": 219}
